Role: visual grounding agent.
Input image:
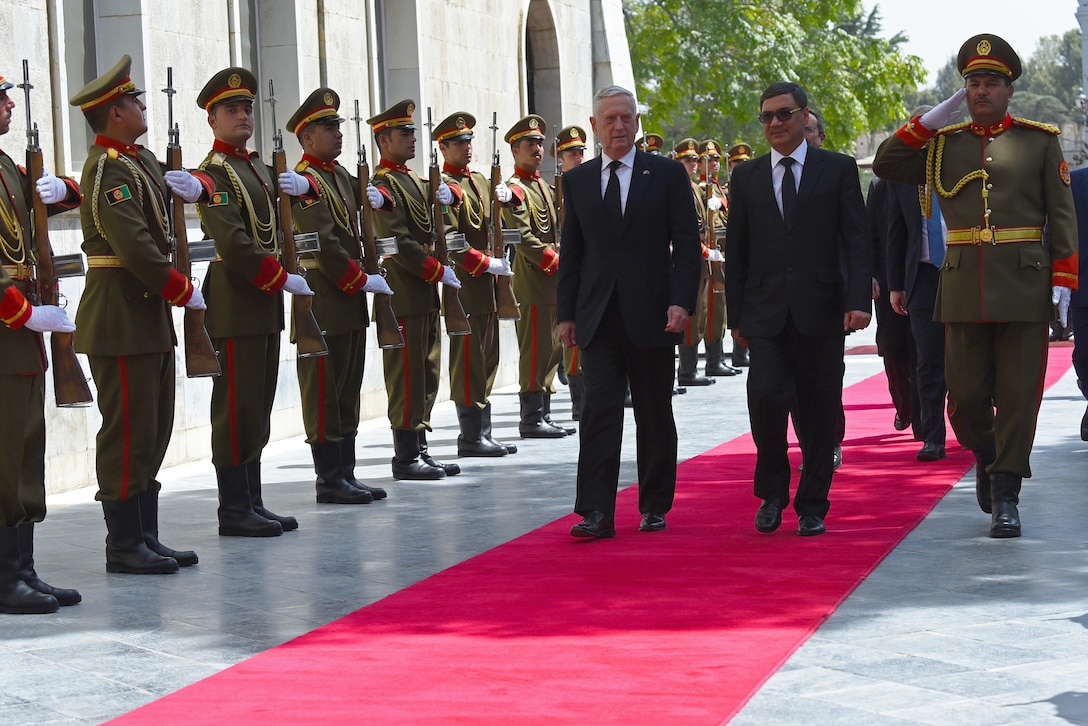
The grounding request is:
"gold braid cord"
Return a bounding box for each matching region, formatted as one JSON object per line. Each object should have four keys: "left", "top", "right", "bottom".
{"left": 1013, "top": 117, "right": 1060, "bottom": 134}
{"left": 306, "top": 170, "right": 354, "bottom": 237}
{"left": 91, "top": 153, "right": 168, "bottom": 242}
{"left": 383, "top": 173, "right": 433, "bottom": 234}
{"left": 0, "top": 187, "right": 25, "bottom": 263}
{"left": 198, "top": 155, "right": 277, "bottom": 253}
{"left": 924, "top": 124, "right": 988, "bottom": 221}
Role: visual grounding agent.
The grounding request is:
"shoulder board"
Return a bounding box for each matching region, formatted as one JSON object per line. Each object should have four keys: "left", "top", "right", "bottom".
{"left": 295, "top": 160, "right": 310, "bottom": 173}
{"left": 1013, "top": 117, "right": 1060, "bottom": 135}
{"left": 375, "top": 167, "right": 391, "bottom": 178}
{"left": 207, "top": 152, "right": 227, "bottom": 167}
{"left": 106, "top": 147, "right": 120, "bottom": 160}
{"left": 506, "top": 176, "right": 522, "bottom": 187}
{"left": 16, "top": 164, "right": 27, "bottom": 175}
{"left": 935, "top": 121, "right": 971, "bottom": 136}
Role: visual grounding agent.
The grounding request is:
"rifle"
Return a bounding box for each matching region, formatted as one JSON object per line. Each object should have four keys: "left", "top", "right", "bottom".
{"left": 553, "top": 137, "right": 564, "bottom": 243}
{"left": 18, "top": 60, "right": 93, "bottom": 407}
{"left": 163, "top": 67, "right": 220, "bottom": 377}
{"left": 424, "top": 107, "right": 470, "bottom": 336}
{"left": 267, "top": 80, "right": 328, "bottom": 357}
{"left": 352, "top": 100, "right": 403, "bottom": 349}
{"left": 704, "top": 154, "right": 726, "bottom": 295}
{"left": 489, "top": 112, "right": 519, "bottom": 320}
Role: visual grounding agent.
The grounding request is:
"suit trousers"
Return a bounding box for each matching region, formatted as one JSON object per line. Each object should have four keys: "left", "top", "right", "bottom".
{"left": 0, "top": 372, "right": 46, "bottom": 526}
{"left": 1073, "top": 305, "right": 1088, "bottom": 398}
{"left": 210, "top": 334, "right": 279, "bottom": 468}
{"left": 875, "top": 286, "right": 916, "bottom": 428}
{"left": 449, "top": 310, "right": 498, "bottom": 408}
{"left": 574, "top": 295, "right": 677, "bottom": 517}
{"left": 89, "top": 351, "right": 175, "bottom": 501}
{"left": 383, "top": 311, "right": 441, "bottom": 431}
{"left": 945, "top": 321, "right": 1049, "bottom": 477}
{"left": 748, "top": 315, "right": 844, "bottom": 518}
{"left": 516, "top": 303, "right": 561, "bottom": 394}
{"left": 298, "top": 327, "right": 365, "bottom": 444}
{"left": 907, "top": 264, "right": 947, "bottom": 446}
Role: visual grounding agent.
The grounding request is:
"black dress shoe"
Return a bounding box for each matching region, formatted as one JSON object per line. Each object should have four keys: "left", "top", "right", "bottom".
{"left": 755, "top": 501, "right": 782, "bottom": 533}
{"left": 832, "top": 444, "right": 843, "bottom": 471}
{"left": 638, "top": 513, "right": 666, "bottom": 532}
{"left": 916, "top": 442, "right": 946, "bottom": 462}
{"left": 989, "top": 501, "right": 1021, "bottom": 538}
{"left": 677, "top": 373, "right": 716, "bottom": 386}
{"left": 797, "top": 514, "right": 826, "bottom": 536}
{"left": 1081, "top": 404, "right": 1088, "bottom": 442}
{"left": 570, "top": 511, "right": 616, "bottom": 539}
{"left": 894, "top": 414, "right": 910, "bottom": 431}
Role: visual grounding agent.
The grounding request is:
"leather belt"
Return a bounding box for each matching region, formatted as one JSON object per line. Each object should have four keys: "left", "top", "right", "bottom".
{"left": 2, "top": 262, "right": 34, "bottom": 280}
{"left": 299, "top": 259, "right": 320, "bottom": 270}
{"left": 945, "top": 226, "right": 1044, "bottom": 246}
{"left": 86, "top": 255, "right": 125, "bottom": 269}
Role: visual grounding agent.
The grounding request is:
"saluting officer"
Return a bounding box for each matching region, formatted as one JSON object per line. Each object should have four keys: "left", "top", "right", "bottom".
{"left": 366, "top": 99, "right": 462, "bottom": 480}
{"left": 286, "top": 88, "right": 393, "bottom": 503}
{"left": 503, "top": 115, "right": 573, "bottom": 438}
{"left": 873, "top": 34, "right": 1079, "bottom": 538}
{"left": 70, "top": 55, "right": 200, "bottom": 574}
{"left": 726, "top": 142, "right": 753, "bottom": 367}
{"left": 699, "top": 139, "right": 739, "bottom": 378}
{"left": 434, "top": 111, "right": 520, "bottom": 457}
{"left": 0, "top": 71, "right": 83, "bottom": 612}
{"left": 165, "top": 67, "right": 314, "bottom": 537}
{"left": 554, "top": 124, "right": 588, "bottom": 420}
{"left": 673, "top": 137, "right": 715, "bottom": 387}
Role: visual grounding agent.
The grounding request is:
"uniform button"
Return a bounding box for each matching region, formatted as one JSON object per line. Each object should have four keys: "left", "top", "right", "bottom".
{"left": 985, "top": 208, "right": 992, "bottom": 215}
{"left": 987, "top": 183, "right": 993, "bottom": 189}
{"left": 142, "top": 292, "right": 150, "bottom": 299}
{"left": 986, "top": 156, "right": 993, "bottom": 162}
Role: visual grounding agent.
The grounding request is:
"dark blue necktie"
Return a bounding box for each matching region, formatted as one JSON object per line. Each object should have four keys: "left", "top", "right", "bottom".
{"left": 926, "top": 190, "right": 945, "bottom": 267}
{"left": 605, "top": 159, "right": 622, "bottom": 226}
{"left": 780, "top": 157, "right": 796, "bottom": 223}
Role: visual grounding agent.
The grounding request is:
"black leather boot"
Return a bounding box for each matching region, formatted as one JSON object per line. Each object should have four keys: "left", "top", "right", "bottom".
{"left": 705, "top": 339, "right": 740, "bottom": 376}
{"left": 16, "top": 522, "right": 81, "bottom": 605}
{"left": 313, "top": 443, "right": 373, "bottom": 504}
{"left": 542, "top": 394, "right": 576, "bottom": 435}
{"left": 731, "top": 342, "right": 750, "bottom": 367}
{"left": 245, "top": 461, "right": 298, "bottom": 530}
{"left": 456, "top": 405, "right": 507, "bottom": 457}
{"left": 391, "top": 429, "right": 445, "bottom": 480}
{"left": 568, "top": 376, "right": 585, "bottom": 421}
{"left": 974, "top": 447, "right": 996, "bottom": 514}
{"left": 989, "top": 472, "right": 1022, "bottom": 538}
{"left": 216, "top": 465, "right": 282, "bottom": 537}
{"left": 102, "top": 499, "right": 180, "bottom": 573}
{"left": 519, "top": 392, "right": 566, "bottom": 438}
{"left": 677, "top": 345, "right": 715, "bottom": 386}
{"left": 419, "top": 430, "right": 460, "bottom": 475}
{"left": 0, "top": 525, "right": 59, "bottom": 614}
{"left": 137, "top": 490, "right": 198, "bottom": 567}
{"left": 339, "top": 437, "right": 387, "bottom": 499}
{"left": 481, "top": 403, "right": 516, "bottom": 454}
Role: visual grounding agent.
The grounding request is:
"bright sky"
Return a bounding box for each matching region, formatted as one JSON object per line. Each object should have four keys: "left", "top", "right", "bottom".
{"left": 862, "top": 0, "right": 1082, "bottom": 86}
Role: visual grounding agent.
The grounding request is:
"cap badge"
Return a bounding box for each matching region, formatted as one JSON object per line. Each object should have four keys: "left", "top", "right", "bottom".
{"left": 977, "top": 39, "right": 991, "bottom": 55}
{"left": 407, "top": 102, "right": 415, "bottom": 115}
{"left": 688, "top": 140, "right": 696, "bottom": 149}
{"left": 323, "top": 92, "right": 334, "bottom": 106}
{"left": 569, "top": 129, "right": 578, "bottom": 139}
{"left": 529, "top": 118, "right": 539, "bottom": 129}
{"left": 456, "top": 116, "right": 465, "bottom": 129}
{"left": 228, "top": 74, "right": 242, "bottom": 89}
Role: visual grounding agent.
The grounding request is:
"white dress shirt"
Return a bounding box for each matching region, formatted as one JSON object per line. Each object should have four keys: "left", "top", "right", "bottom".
{"left": 599, "top": 145, "right": 638, "bottom": 216}
{"left": 769, "top": 140, "right": 809, "bottom": 217}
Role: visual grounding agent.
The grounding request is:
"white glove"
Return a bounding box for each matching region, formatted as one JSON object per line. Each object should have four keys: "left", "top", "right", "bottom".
{"left": 707, "top": 248, "right": 724, "bottom": 263}
{"left": 363, "top": 274, "right": 394, "bottom": 296}
{"left": 439, "top": 265, "right": 462, "bottom": 288}
{"left": 1052, "top": 285, "right": 1071, "bottom": 305}
{"left": 278, "top": 171, "right": 310, "bottom": 197}
{"left": 24, "top": 305, "right": 76, "bottom": 333}
{"left": 486, "top": 256, "right": 513, "bottom": 276}
{"left": 494, "top": 182, "right": 512, "bottom": 204}
{"left": 283, "top": 272, "right": 314, "bottom": 296}
{"left": 366, "top": 183, "right": 384, "bottom": 209}
{"left": 164, "top": 170, "right": 204, "bottom": 203}
{"left": 184, "top": 287, "right": 207, "bottom": 310}
{"left": 707, "top": 196, "right": 723, "bottom": 212}
{"left": 919, "top": 88, "right": 967, "bottom": 131}
{"left": 435, "top": 182, "right": 453, "bottom": 205}
{"left": 35, "top": 171, "right": 68, "bottom": 205}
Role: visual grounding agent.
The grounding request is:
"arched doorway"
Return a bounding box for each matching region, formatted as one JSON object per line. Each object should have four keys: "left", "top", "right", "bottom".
{"left": 525, "top": 0, "right": 561, "bottom": 176}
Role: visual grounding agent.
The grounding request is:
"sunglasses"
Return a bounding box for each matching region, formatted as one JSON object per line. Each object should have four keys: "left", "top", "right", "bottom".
{"left": 758, "top": 107, "right": 802, "bottom": 125}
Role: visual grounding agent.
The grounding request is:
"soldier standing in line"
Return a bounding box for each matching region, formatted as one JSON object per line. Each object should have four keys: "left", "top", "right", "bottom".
{"left": 699, "top": 139, "right": 740, "bottom": 378}
{"left": 434, "top": 111, "right": 521, "bottom": 457}
{"left": 366, "top": 99, "right": 462, "bottom": 479}
{"left": 70, "top": 55, "right": 200, "bottom": 573}
{"left": 673, "top": 137, "right": 716, "bottom": 387}
{"left": 286, "top": 88, "right": 394, "bottom": 502}
{"left": 0, "top": 71, "right": 84, "bottom": 612}
{"left": 503, "top": 115, "right": 575, "bottom": 438}
{"left": 554, "top": 124, "right": 588, "bottom": 420}
{"left": 165, "top": 67, "right": 315, "bottom": 536}
{"left": 873, "top": 34, "right": 1078, "bottom": 538}
{"left": 725, "top": 142, "right": 752, "bottom": 367}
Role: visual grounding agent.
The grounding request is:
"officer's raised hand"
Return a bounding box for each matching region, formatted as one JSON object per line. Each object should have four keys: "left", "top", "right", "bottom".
{"left": 920, "top": 88, "right": 967, "bottom": 131}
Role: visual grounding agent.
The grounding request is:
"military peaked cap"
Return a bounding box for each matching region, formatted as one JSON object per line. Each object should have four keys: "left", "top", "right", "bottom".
{"left": 197, "top": 67, "right": 258, "bottom": 112}
{"left": 505, "top": 115, "right": 547, "bottom": 144}
{"left": 958, "top": 33, "right": 1022, "bottom": 82}
{"left": 69, "top": 55, "right": 145, "bottom": 111}
{"left": 289, "top": 88, "right": 344, "bottom": 135}
{"left": 433, "top": 112, "right": 475, "bottom": 142}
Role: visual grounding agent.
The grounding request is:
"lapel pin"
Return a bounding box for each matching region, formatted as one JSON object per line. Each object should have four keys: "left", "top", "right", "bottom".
{"left": 642, "top": 170, "right": 650, "bottom": 175}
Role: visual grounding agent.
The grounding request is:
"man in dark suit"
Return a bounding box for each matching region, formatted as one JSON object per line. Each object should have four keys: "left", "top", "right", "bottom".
{"left": 1070, "top": 167, "right": 1088, "bottom": 441}
{"left": 557, "top": 85, "right": 702, "bottom": 538}
{"left": 725, "top": 81, "right": 871, "bottom": 537}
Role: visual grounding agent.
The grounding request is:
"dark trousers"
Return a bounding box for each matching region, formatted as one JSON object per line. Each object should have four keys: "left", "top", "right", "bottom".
{"left": 210, "top": 334, "right": 279, "bottom": 468}
{"left": 298, "top": 328, "right": 366, "bottom": 444}
{"left": 748, "top": 315, "right": 844, "bottom": 518}
{"left": 0, "top": 373, "right": 46, "bottom": 526}
{"left": 907, "top": 264, "right": 947, "bottom": 446}
{"left": 1073, "top": 305, "right": 1088, "bottom": 399}
{"left": 875, "top": 283, "right": 916, "bottom": 428}
{"left": 574, "top": 296, "right": 678, "bottom": 517}
{"left": 383, "top": 311, "right": 441, "bottom": 431}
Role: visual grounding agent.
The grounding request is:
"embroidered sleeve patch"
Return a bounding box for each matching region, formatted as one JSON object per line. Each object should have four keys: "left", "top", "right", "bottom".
{"left": 1060, "top": 160, "right": 1071, "bottom": 186}
{"left": 105, "top": 184, "right": 132, "bottom": 205}
{"left": 208, "top": 191, "right": 230, "bottom": 206}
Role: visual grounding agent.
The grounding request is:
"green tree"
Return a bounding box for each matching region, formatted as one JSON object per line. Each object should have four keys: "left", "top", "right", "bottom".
{"left": 1017, "top": 29, "right": 1082, "bottom": 116}
{"left": 624, "top": 0, "right": 926, "bottom": 153}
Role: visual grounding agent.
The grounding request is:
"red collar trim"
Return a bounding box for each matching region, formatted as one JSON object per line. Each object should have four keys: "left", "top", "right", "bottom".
{"left": 301, "top": 153, "right": 336, "bottom": 173}
{"left": 443, "top": 162, "right": 470, "bottom": 176}
{"left": 970, "top": 114, "right": 1013, "bottom": 137}
{"left": 514, "top": 166, "right": 540, "bottom": 181}
{"left": 212, "top": 138, "right": 253, "bottom": 160}
{"left": 94, "top": 135, "right": 140, "bottom": 157}
{"left": 379, "top": 158, "right": 410, "bottom": 174}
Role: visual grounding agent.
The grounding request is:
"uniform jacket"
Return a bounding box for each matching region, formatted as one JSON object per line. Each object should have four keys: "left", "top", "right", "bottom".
{"left": 504, "top": 168, "right": 559, "bottom": 305}
{"left": 882, "top": 179, "right": 929, "bottom": 303}
{"left": 441, "top": 165, "right": 498, "bottom": 316}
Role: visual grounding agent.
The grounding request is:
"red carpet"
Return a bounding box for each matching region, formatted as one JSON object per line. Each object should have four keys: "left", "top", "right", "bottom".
{"left": 113, "top": 348, "right": 1073, "bottom": 724}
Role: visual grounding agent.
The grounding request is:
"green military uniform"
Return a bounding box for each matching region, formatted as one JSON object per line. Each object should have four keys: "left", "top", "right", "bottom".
{"left": 636, "top": 133, "right": 665, "bottom": 155}
{"left": 873, "top": 34, "right": 1079, "bottom": 538}
{"left": 698, "top": 139, "right": 738, "bottom": 377}
{"left": 674, "top": 138, "right": 714, "bottom": 386}
{"left": 554, "top": 125, "right": 589, "bottom": 418}
{"left": 726, "top": 142, "right": 753, "bottom": 367}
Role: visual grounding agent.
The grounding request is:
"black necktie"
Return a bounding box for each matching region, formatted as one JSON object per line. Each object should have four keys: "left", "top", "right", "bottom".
{"left": 780, "top": 157, "right": 797, "bottom": 223}
{"left": 605, "top": 159, "right": 622, "bottom": 226}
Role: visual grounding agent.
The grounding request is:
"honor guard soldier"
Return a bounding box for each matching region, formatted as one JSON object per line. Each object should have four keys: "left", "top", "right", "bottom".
{"left": 638, "top": 133, "right": 665, "bottom": 155}
{"left": 725, "top": 142, "right": 753, "bottom": 366}
{"left": 699, "top": 139, "right": 739, "bottom": 378}
{"left": 0, "top": 71, "right": 84, "bottom": 612}
{"left": 554, "top": 124, "right": 588, "bottom": 419}
{"left": 70, "top": 55, "right": 200, "bottom": 573}
{"left": 286, "top": 88, "right": 393, "bottom": 502}
{"left": 165, "top": 67, "right": 314, "bottom": 537}
{"left": 434, "top": 111, "right": 520, "bottom": 456}
{"left": 503, "top": 114, "right": 574, "bottom": 437}
{"left": 873, "top": 33, "right": 1079, "bottom": 538}
{"left": 673, "top": 137, "right": 715, "bottom": 387}
{"left": 366, "top": 99, "right": 462, "bottom": 479}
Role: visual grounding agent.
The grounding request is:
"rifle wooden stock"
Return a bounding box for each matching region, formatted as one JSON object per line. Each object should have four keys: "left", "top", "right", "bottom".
{"left": 26, "top": 132, "right": 93, "bottom": 406}
{"left": 167, "top": 137, "right": 221, "bottom": 377}
{"left": 706, "top": 180, "right": 726, "bottom": 295}
{"left": 273, "top": 148, "right": 328, "bottom": 357}
{"left": 490, "top": 163, "right": 519, "bottom": 320}
{"left": 357, "top": 160, "right": 404, "bottom": 349}
{"left": 429, "top": 163, "right": 471, "bottom": 336}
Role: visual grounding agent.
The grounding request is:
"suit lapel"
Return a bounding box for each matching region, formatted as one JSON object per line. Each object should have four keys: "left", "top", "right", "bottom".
{"left": 791, "top": 148, "right": 824, "bottom": 230}
{"left": 617, "top": 151, "right": 650, "bottom": 240}
{"left": 753, "top": 156, "right": 782, "bottom": 229}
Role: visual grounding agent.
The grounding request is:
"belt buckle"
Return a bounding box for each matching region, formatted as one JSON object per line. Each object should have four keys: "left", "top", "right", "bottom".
{"left": 978, "top": 227, "right": 994, "bottom": 244}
